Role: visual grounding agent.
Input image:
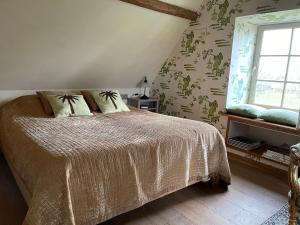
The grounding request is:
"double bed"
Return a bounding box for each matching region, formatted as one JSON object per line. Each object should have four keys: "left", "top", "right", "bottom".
{"left": 0, "top": 95, "right": 231, "bottom": 225}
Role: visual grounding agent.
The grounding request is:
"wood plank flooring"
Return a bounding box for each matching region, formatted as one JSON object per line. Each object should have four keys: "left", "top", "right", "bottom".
{"left": 0, "top": 153, "right": 289, "bottom": 225}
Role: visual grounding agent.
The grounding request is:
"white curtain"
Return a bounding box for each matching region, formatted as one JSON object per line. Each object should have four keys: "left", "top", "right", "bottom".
{"left": 297, "top": 110, "right": 300, "bottom": 130}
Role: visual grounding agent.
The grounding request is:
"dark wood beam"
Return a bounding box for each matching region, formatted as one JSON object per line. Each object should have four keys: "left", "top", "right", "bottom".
{"left": 120, "top": 0, "right": 198, "bottom": 21}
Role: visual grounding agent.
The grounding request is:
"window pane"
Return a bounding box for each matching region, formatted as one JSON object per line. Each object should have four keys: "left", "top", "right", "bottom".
{"left": 287, "top": 57, "right": 300, "bottom": 82}
{"left": 260, "top": 29, "right": 292, "bottom": 55}
{"left": 283, "top": 83, "right": 300, "bottom": 110}
{"left": 257, "top": 56, "right": 288, "bottom": 81}
{"left": 254, "top": 81, "right": 284, "bottom": 107}
{"left": 291, "top": 28, "right": 300, "bottom": 55}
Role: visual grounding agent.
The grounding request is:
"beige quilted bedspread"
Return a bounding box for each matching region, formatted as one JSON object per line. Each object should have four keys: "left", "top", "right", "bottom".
{"left": 0, "top": 96, "right": 231, "bottom": 225}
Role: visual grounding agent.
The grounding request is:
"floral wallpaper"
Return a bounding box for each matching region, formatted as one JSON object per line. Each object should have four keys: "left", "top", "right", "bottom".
{"left": 151, "top": 0, "right": 300, "bottom": 135}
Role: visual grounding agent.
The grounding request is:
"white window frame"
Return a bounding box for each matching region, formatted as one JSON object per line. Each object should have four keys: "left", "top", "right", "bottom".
{"left": 249, "top": 22, "right": 300, "bottom": 111}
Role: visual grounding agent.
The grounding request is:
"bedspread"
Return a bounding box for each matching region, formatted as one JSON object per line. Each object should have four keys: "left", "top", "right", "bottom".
{"left": 0, "top": 96, "right": 231, "bottom": 225}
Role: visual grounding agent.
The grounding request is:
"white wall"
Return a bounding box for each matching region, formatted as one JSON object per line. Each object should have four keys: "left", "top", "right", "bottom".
{"left": 0, "top": 0, "right": 200, "bottom": 91}
{"left": 0, "top": 88, "right": 149, "bottom": 106}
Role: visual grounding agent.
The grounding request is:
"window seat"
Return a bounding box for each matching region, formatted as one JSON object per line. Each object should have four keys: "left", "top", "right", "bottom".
{"left": 222, "top": 113, "right": 300, "bottom": 136}
{"left": 223, "top": 113, "right": 299, "bottom": 177}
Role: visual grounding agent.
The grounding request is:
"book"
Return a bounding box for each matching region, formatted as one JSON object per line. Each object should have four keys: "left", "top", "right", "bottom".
{"left": 228, "top": 136, "right": 263, "bottom": 150}
{"left": 263, "top": 150, "right": 289, "bottom": 165}
{"left": 140, "top": 106, "right": 149, "bottom": 109}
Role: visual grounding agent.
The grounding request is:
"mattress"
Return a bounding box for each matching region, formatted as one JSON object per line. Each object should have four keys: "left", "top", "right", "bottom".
{"left": 0, "top": 95, "right": 231, "bottom": 225}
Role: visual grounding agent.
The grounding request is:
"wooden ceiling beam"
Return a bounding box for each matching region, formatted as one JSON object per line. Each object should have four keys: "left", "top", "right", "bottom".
{"left": 120, "top": 0, "right": 198, "bottom": 21}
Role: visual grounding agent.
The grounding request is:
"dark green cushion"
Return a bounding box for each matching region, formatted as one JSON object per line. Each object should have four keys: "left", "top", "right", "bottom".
{"left": 226, "top": 104, "right": 266, "bottom": 118}
{"left": 260, "top": 109, "right": 298, "bottom": 127}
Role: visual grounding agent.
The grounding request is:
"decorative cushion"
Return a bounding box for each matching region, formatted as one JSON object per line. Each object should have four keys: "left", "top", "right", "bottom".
{"left": 292, "top": 143, "right": 300, "bottom": 152}
{"left": 260, "top": 109, "right": 298, "bottom": 127}
{"left": 81, "top": 90, "right": 100, "bottom": 112}
{"left": 37, "top": 91, "right": 80, "bottom": 115}
{"left": 288, "top": 190, "right": 300, "bottom": 208}
{"left": 226, "top": 104, "right": 266, "bottom": 118}
{"left": 46, "top": 94, "right": 93, "bottom": 118}
{"left": 91, "top": 90, "right": 130, "bottom": 114}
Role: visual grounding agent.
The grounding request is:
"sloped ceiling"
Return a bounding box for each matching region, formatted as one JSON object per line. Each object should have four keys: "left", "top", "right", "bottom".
{"left": 0, "top": 0, "right": 201, "bottom": 90}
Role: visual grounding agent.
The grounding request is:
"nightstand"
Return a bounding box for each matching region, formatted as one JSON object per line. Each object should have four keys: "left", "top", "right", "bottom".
{"left": 127, "top": 98, "right": 159, "bottom": 113}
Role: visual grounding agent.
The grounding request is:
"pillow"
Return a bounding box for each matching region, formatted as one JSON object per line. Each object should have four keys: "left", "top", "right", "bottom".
{"left": 260, "top": 109, "right": 298, "bottom": 127}
{"left": 46, "top": 94, "right": 93, "bottom": 118}
{"left": 91, "top": 90, "right": 130, "bottom": 114}
{"left": 81, "top": 90, "right": 99, "bottom": 112}
{"left": 37, "top": 91, "right": 80, "bottom": 115}
{"left": 226, "top": 104, "right": 266, "bottom": 118}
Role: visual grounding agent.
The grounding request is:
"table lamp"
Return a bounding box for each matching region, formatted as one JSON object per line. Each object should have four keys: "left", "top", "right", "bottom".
{"left": 140, "top": 76, "right": 150, "bottom": 99}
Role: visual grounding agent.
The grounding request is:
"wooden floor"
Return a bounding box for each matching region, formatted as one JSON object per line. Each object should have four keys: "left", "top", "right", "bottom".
{"left": 0, "top": 154, "right": 289, "bottom": 225}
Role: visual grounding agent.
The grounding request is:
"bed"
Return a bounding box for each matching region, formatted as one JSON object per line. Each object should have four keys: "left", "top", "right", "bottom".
{"left": 0, "top": 95, "right": 231, "bottom": 225}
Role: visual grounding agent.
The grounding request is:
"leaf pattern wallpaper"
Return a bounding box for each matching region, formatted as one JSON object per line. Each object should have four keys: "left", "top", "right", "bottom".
{"left": 151, "top": 0, "right": 300, "bottom": 136}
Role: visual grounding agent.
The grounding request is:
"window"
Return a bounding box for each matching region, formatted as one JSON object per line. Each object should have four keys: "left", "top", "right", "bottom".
{"left": 249, "top": 23, "right": 300, "bottom": 110}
